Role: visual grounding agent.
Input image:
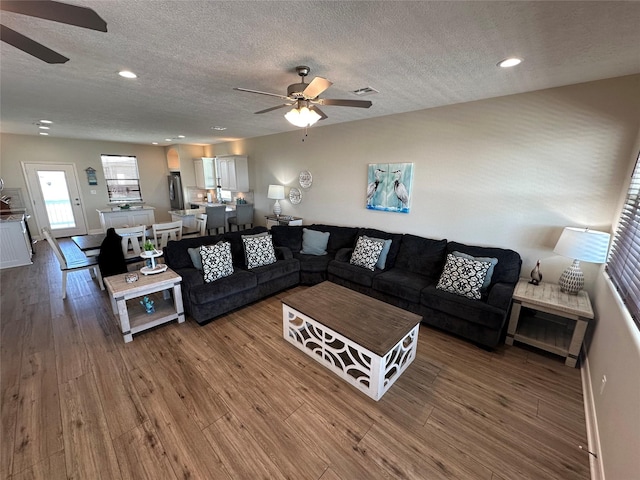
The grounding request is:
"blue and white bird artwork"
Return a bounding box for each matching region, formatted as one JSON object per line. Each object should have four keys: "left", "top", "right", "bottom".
{"left": 366, "top": 163, "right": 413, "bottom": 213}
{"left": 367, "top": 168, "right": 385, "bottom": 206}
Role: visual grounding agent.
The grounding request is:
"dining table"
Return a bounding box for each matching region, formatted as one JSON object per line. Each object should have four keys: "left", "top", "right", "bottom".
{"left": 71, "top": 233, "right": 105, "bottom": 257}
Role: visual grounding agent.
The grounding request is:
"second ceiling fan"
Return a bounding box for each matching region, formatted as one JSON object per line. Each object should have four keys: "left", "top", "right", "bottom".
{"left": 234, "top": 66, "right": 372, "bottom": 127}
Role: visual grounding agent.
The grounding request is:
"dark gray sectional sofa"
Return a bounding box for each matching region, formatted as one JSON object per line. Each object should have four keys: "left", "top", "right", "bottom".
{"left": 164, "top": 224, "right": 522, "bottom": 348}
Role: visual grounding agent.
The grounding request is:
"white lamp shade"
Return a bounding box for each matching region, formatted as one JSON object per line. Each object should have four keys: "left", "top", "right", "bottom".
{"left": 267, "top": 184, "right": 285, "bottom": 200}
{"left": 285, "top": 106, "right": 321, "bottom": 128}
{"left": 553, "top": 227, "right": 611, "bottom": 263}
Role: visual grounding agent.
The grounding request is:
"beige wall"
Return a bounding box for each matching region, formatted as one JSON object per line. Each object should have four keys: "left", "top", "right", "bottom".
{"left": 211, "top": 75, "right": 640, "bottom": 292}
{"left": 0, "top": 135, "right": 172, "bottom": 233}
{"left": 588, "top": 132, "right": 640, "bottom": 480}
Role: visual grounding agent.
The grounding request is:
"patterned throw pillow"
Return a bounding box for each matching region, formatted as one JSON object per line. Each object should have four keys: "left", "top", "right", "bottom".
{"left": 436, "top": 253, "right": 491, "bottom": 300}
{"left": 242, "top": 234, "right": 277, "bottom": 269}
{"left": 350, "top": 236, "right": 385, "bottom": 271}
{"left": 200, "top": 242, "right": 234, "bottom": 283}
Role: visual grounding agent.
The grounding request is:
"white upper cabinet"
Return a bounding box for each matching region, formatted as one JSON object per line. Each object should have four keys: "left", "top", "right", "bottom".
{"left": 194, "top": 157, "right": 216, "bottom": 189}
{"left": 215, "top": 155, "right": 248, "bottom": 191}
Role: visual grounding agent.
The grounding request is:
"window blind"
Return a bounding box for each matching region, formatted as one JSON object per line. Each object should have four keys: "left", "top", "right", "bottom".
{"left": 100, "top": 155, "right": 142, "bottom": 203}
{"left": 606, "top": 152, "right": 640, "bottom": 327}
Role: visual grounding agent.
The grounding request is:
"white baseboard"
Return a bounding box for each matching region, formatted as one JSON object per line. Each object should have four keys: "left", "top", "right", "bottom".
{"left": 581, "top": 352, "right": 605, "bottom": 480}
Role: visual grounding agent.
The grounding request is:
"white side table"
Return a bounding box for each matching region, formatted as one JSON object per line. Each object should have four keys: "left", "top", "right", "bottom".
{"left": 506, "top": 279, "right": 594, "bottom": 367}
{"left": 104, "top": 268, "right": 185, "bottom": 343}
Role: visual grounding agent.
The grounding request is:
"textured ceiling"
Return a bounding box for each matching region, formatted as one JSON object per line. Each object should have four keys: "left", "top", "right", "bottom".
{"left": 1, "top": 1, "right": 639, "bottom": 146}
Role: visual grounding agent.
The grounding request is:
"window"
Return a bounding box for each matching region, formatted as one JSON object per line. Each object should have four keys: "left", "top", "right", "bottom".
{"left": 606, "top": 151, "right": 640, "bottom": 327}
{"left": 100, "top": 155, "right": 142, "bottom": 203}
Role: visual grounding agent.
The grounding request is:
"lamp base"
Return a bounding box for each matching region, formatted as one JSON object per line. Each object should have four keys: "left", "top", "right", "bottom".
{"left": 272, "top": 200, "right": 282, "bottom": 217}
{"left": 558, "top": 259, "right": 584, "bottom": 295}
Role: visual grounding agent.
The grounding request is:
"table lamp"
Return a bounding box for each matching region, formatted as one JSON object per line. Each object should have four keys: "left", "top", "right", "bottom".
{"left": 553, "top": 227, "right": 611, "bottom": 294}
{"left": 267, "top": 184, "right": 285, "bottom": 216}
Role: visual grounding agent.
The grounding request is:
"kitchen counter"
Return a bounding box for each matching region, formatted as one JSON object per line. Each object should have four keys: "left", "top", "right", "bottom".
{"left": 0, "top": 212, "right": 33, "bottom": 269}
{"left": 97, "top": 205, "right": 155, "bottom": 213}
{"left": 97, "top": 207, "right": 156, "bottom": 231}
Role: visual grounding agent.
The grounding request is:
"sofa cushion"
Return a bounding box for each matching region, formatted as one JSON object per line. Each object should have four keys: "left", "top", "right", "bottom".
{"left": 357, "top": 228, "right": 403, "bottom": 269}
{"left": 189, "top": 269, "right": 257, "bottom": 305}
{"left": 421, "top": 285, "right": 507, "bottom": 330}
{"left": 328, "top": 259, "right": 378, "bottom": 287}
{"left": 350, "top": 236, "right": 384, "bottom": 271}
{"left": 300, "top": 228, "right": 330, "bottom": 255}
{"left": 436, "top": 254, "right": 491, "bottom": 300}
{"left": 270, "top": 225, "right": 303, "bottom": 253}
{"left": 242, "top": 234, "right": 277, "bottom": 269}
{"left": 250, "top": 258, "right": 300, "bottom": 285}
{"left": 200, "top": 242, "right": 234, "bottom": 283}
{"left": 395, "top": 234, "right": 447, "bottom": 279}
{"left": 294, "top": 252, "right": 333, "bottom": 272}
{"left": 373, "top": 268, "right": 435, "bottom": 303}
{"left": 447, "top": 241, "right": 521, "bottom": 287}
{"left": 452, "top": 250, "right": 498, "bottom": 291}
{"left": 308, "top": 225, "right": 359, "bottom": 254}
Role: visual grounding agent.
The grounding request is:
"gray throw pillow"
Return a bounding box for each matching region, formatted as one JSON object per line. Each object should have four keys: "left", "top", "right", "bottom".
{"left": 188, "top": 246, "right": 205, "bottom": 270}
{"left": 300, "top": 228, "right": 330, "bottom": 256}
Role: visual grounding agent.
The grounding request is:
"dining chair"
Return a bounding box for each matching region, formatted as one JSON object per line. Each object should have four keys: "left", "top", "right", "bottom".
{"left": 227, "top": 203, "right": 254, "bottom": 232}
{"left": 115, "top": 225, "right": 146, "bottom": 264}
{"left": 41, "top": 227, "right": 105, "bottom": 299}
{"left": 205, "top": 206, "right": 226, "bottom": 235}
{"left": 182, "top": 213, "right": 208, "bottom": 238}
{"left": 152, "top": 220, "right": 183, "bottom": 250}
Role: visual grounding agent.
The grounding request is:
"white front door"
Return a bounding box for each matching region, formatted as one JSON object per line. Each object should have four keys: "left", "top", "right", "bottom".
{"left": 23, "top": 163, "right": 88, "bottom": 237}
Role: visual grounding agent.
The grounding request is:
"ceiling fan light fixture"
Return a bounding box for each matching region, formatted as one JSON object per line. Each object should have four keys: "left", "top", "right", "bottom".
{"left": 285, "top": 106, "right": 321, "bottom": 128}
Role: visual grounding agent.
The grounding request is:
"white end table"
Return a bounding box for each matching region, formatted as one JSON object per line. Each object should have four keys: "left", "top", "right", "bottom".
{"left": 104, "top": 268, "right": 185, "bottom": 343}
{"left": 506, "top": 279, "right": 594, "bottom": 367}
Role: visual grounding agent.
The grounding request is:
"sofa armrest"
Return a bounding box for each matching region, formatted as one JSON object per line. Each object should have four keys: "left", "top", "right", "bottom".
{"left": 275, "top": 246, "right": 293, "bottom": 260}
{"left": 486, "top": 282, "right": 515, "bottom": 311}
{"left": 335, "top": 247, "right": 353, "bottom": 262}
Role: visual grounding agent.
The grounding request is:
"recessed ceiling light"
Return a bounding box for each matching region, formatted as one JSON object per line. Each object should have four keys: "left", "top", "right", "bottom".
{"left": 39, "top": 132, "right": 49, "bottom": 136}
{"left": 38, "top": 125, "right": 50, "bottom": 130}
{"left": 152, "top": 142, "right": 158, "bottom": 145}
{"left": 40, "top": 119, "right": 53, "bottom": 124}
{"left": 165, "top": 138, "right": 172, "bottom": 142}
{"left": 118, "top": 70, "right": 137, "bottom": 79}
{"left": 177, "top": 135, "right": 185, "bottom": 139}
{"left": 211, "top": 126, "right": 227, "bottom": 131}
{"left": 497, "top": 58, "right": 522, "bottom": 68}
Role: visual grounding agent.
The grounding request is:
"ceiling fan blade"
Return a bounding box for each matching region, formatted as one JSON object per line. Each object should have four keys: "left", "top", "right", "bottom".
{"left": 303, "top": 76, "right": 332, "bottom": 99}
{"left": 317, "top": 98, "right": 372, "bottom": 108}
{"left": 0, "top": 24, "right": 68, "bottom": 63}
{"left": 0, "top": 1, "right": 107, "bottom": 32}
{"left": 310, "top": 105, "right": 328, "bottom": 120}
{"left": 234, "top": 87, "right": 291, "bottom": 101}
{"left": 255, "top": 104, "right": 292, "bottom": 114}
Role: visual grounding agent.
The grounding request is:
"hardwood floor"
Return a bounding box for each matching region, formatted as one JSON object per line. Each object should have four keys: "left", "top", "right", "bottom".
{"left": 0, "top": 239, "right": 590, "bottom": 479}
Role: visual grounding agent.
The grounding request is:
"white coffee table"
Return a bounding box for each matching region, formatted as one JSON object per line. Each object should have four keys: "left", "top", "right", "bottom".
{"left": 282, "top": 282, "right": 421, "bottom": 401}
{"left": 104, "top": 268, "right": 185, "bottom": 343}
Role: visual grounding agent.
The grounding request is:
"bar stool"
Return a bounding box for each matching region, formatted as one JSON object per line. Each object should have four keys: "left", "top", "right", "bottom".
{"left": 228, "top": 203, "right": 254, "bottom": 232}
{"left": 205, "top": 205, "right": 227, "bottom": 235}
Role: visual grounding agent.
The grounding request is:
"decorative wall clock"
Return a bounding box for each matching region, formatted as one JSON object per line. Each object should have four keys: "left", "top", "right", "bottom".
{"left": 289, "top": 187, "right": 302, "bottom": 205}
{"left": 299, "top": 170, "right": 312, "bottom": 189}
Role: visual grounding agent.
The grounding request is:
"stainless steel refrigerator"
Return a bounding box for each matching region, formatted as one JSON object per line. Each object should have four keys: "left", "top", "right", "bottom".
{"left": 168, "top": 172, "right": 184, "bottom": 210}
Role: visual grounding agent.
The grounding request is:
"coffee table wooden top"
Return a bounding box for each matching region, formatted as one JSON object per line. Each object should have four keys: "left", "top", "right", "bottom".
{"left": 282, "top": 281, "right": 422, "bottom": 356}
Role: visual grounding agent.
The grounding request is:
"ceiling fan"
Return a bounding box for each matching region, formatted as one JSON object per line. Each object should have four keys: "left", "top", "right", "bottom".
{"left": 0, "top": 0, "right": 107, "bottom": 64}
{"left": 234, "top": 66, "right": 372, "bottom": 127}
